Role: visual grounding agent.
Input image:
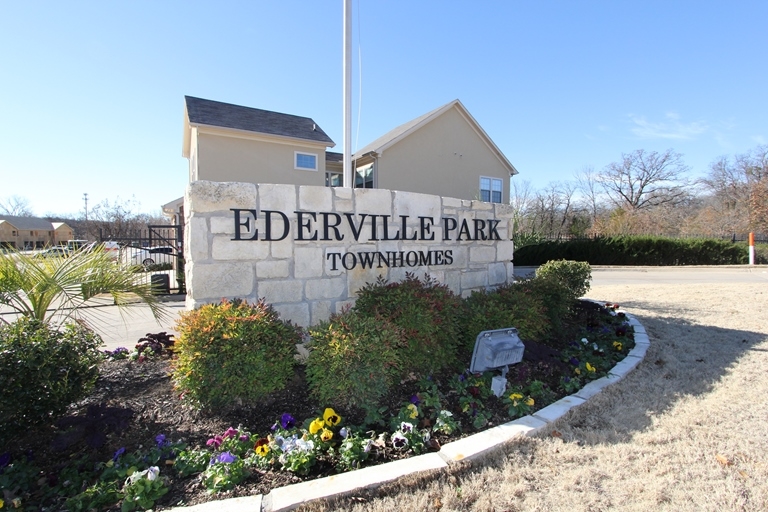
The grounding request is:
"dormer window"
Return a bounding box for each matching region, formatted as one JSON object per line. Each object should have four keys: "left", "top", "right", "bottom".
{"left": 295, "top": 152, "right": 318, "bottom": 171}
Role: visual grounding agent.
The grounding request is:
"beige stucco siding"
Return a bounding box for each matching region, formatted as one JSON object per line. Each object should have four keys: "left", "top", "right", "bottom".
{"left": 53, "top": 225, "right": 73, "bottom": 244}
{"left": 0, "top": 222, "right": 16, "bottom": 247}
{"left": 197, "top": 132, "right": 326, "bottom": 186}
{"left": 374, "top": 108, "right": 509, "bottom": 202}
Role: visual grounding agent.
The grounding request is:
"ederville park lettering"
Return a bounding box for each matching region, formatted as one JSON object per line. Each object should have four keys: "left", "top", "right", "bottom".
{"left": 231, "top": 208, "right": 502, "bottom": 271}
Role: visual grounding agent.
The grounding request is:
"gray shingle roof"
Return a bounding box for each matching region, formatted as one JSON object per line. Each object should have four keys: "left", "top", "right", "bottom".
{"left": 0, "top": 216, "right": 55, "bottom": 230}
{"left": 185, "top": 96, "right": 334, "bottom": 145}
{"left": 325, "top": 151, "right": 343, "bottom": 163}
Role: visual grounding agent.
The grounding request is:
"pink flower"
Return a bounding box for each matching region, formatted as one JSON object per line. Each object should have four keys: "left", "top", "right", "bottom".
{"left": 206, "top": 435, "right": 223, "bottom": 448}
{"left": 223, "top": 427, "right": 238, "bottom": 439}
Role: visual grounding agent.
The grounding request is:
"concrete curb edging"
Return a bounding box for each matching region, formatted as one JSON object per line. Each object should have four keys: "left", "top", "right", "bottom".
{"left": 172, "top": 307, "right": 648, "bottom": 512}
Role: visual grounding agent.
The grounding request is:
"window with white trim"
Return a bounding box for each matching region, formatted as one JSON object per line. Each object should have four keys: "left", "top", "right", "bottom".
{"left": 480, "top": 177, "right": 503, "bottom": 203}
{"left": 325, "top": 171, "right": 342, "bottom": 187}
{"left": 295, "top": 152, "right": 318, "bottom": 171}
{"left": 355, "top": 163, "right": 374, "bottom": 188}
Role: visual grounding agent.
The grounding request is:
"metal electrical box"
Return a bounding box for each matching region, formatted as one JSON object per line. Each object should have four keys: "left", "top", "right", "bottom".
{"left": 469, "top": 328, "right": 525, "bottom": 374}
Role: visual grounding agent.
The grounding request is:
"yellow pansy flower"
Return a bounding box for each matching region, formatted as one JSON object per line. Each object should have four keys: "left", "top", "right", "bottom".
{"left": 525, "top": 397, "right": 534, "bottom": 406}
{"left": 320, "top": 428, "right": 333, "bottom": 442}
{"left": 254, "top": 439, "right": 270, "bottom": 456}
{"left": 309, "top": 418, "right": 325, "bottom": 434}
{"left": 407, "top": 403, "right": 419, "bottom": 419}
{"left": 586, "top": 362, "right": 596, "bottom": 372}
{"left": 613, "top": 341, "right": 623, "bottom": 351}
{"left": 323, "top": 408, "right": 342, "bottom": 426}
{"left": 509, "top": 393, "right": 523, "bottom": 401}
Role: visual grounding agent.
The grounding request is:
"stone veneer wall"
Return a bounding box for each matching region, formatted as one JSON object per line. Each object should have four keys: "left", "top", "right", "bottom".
{"left": 185, "top": 181, "right": 515, "bottom": 326}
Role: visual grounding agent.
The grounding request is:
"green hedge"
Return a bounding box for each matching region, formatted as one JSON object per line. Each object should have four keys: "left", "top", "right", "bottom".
{"left": 0, "top": 318, "right": 103, "bottom": 443}
{"left": 514, "top": 236, "right": 748, "bottom": 266}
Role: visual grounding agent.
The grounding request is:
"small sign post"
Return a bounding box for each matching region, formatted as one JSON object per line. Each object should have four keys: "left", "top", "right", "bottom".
{"left": 749, "top": 232, "right": 755, "bottom": 266}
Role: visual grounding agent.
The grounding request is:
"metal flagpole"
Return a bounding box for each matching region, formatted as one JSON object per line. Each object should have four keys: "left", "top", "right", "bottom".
{"left": 343, "top": 0, "right": 352, "bottom": 188}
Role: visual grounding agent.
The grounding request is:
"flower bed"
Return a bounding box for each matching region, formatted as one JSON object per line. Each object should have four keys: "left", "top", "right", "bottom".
{"left": 0, "top": 300, "right": 634, "bottom": 511}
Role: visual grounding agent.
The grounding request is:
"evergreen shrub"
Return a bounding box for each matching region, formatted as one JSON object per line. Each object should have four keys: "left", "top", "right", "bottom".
{"left": 172, "top": 298, "right": 301, "bottom": 410}
{"left": 0, "top": 318, "right": 102, "bottom": 442}
{"left": 514, "top": 236, "right": 747, "bottom": 266}
{"left": 535, "top": 259, "right": 592, "bottom": 300}
{"left": 306, "top": 310, "right": 401, "bottom": 409}
{"left": 354, "top": 273, "right": 463, "bottom": 376}
{"left": 520, "top": 276, "right": 574, "bottom": 342}
{"left": 459, "top": 283, "right": 551, "bottom": 355}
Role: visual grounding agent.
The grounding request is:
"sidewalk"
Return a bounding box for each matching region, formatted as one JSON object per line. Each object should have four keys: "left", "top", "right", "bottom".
{"left": 94, "top": 297, "right": 186, "bottom": 351}
{"left": 0, "top": 295, "right": 187, "bottom": 352}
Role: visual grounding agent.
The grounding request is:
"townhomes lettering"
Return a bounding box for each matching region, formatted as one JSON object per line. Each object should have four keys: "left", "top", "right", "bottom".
{"left": 230, "top": 208, "right": 502, "bottom": 271}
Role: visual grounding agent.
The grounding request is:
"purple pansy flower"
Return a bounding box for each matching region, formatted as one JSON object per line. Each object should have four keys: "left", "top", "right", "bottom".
{"left": 280, "top": 413, "right": 296, "bottom": 429}
{"left": 239, "top": 434, "right": 250, "bottom": 442}
{"left": 213, "top": 451, "right": 236, "bottom": 464}
{"left": 409, "top": 394, "right": 420, "bottom": 405}
{"left": 222, "top": 427, "right": 238, "bottom": 439}
{"left": 155, "top": 434, "right": 168, "bottom": 447}
{"left": 569, "top": 357, "right": 579, "bottom": 366}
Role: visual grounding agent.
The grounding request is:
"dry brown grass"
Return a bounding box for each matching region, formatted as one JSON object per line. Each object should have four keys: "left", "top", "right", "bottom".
{"left": 299, "top": 282, "right": 768, "bottom": 512}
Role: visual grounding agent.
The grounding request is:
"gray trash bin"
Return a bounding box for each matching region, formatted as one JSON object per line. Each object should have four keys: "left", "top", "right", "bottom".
{"left": 150, "top": 274, "right": 170, "bottom": 295}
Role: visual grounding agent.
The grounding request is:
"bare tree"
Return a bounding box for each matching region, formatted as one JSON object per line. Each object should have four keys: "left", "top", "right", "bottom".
{"left": 598, "top": 149, "right": 691, "bottom": 211}
{"left": 700, "top": 145, "right": 768, "bottom": 233}
{"left": 509, "top": 179, "right": 534, "bottom": 234}
{"left": 528, "top": 181, "right": 580, "bottom": 238}
{"left": 574, "top": 165, "right": 604, "bottom": 227}
{"left": 0, "top": 195, "right": 34, "bottom": 216}
{"left": 739, "top": 145, "right": 768, "bottom": 232}
{"left": 86, "top": 198, "right": 169, "bottom": 240}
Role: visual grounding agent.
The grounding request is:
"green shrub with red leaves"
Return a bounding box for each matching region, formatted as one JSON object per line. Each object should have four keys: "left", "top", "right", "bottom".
{"left": 306, "top": 310, "right": 401, "bottom": 409}
{"left": 354, "top": 273, "right": 463, "bottom": 376}
{"left": 172, "top": 298, "right": 301, "bottom": 410}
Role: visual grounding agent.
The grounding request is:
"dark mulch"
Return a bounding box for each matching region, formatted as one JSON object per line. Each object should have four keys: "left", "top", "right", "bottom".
{"left": 5, "top": 300, "right": 617, "bottom": 510}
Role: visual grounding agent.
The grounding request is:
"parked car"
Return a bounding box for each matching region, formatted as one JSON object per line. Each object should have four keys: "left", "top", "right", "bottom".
{"left": 83, "top": 241, "right": 121, "bottom": 260}
{"left": 122, "top": 246, "right": 176, "bottom": 267}
{"left": 36, "top": 247, "right": 70, "bottom": 258}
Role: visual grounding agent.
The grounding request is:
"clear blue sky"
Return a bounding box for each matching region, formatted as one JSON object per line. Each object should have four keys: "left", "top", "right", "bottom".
{"left": 2, "top": 1, "right": 766, "bottom": 217}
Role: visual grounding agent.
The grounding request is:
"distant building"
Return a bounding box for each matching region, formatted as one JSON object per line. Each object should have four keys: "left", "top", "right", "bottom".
{"left": 167, "top": 96, "right": 518, "bottom": 218}
{"left": 0, "top": 216, "right": 74, "bottom": 250}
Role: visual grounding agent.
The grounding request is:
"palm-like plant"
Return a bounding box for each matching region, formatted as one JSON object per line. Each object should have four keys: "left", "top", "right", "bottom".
{"left": 0, "top": 246, "right": 170, "bottom": 327}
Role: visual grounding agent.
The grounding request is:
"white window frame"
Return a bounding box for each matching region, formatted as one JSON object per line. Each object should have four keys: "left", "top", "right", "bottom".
{"left": 355, "top": 163, "right": 375, "bottom": 189}
{"left": 325, "top": 171, "right": 343, "bottom": 187}
{"left": 294, "top": 151, "right": 318, "bottom": 171}
{"left": 480, "top": 176, "right": 503, "bottom": 203}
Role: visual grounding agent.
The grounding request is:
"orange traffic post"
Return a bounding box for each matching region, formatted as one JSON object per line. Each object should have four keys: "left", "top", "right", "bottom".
{"left": 749, "top": 232, "right": 755, "bottom": 265}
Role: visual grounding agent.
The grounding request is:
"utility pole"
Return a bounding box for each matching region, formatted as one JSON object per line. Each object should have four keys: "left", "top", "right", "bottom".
{"left": 83, "top": 193, "right": 88, "bottom": 222}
